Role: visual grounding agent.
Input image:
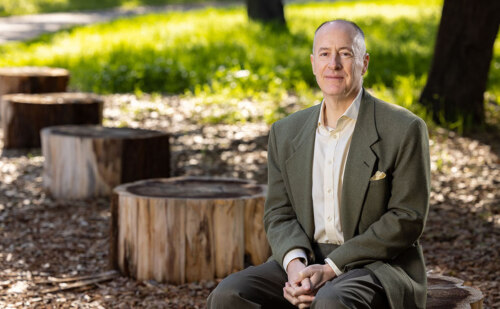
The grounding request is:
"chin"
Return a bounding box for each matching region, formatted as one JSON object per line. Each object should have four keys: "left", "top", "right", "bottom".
{"left": 322, "top": 89, "right": 346, "bottom": 97}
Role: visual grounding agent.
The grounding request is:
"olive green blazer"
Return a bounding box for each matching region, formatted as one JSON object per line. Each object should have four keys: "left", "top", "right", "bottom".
{"left": 264, "top": 89, "right": 431, "bottom": 309}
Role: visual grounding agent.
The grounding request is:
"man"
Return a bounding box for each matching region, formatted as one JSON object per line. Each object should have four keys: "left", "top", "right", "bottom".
{"left": 208, "top": 19, "right": 430, "bottom": 309}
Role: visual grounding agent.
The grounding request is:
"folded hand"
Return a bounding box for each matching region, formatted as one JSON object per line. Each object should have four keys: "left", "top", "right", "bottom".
{"left": 283, "top": 259, "right": 315, "bottom": 308}
{"left": 297, "top": 264, "right": 336, "bottom": 291}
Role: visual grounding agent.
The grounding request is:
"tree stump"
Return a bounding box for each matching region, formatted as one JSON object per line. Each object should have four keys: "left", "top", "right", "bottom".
{"left": 427, "top": 274, "right": 484, "bottom": 308}
{"left": 41, "top": 125, "right": 170, "bottom": 199}
{"left": 1, "top": 92, "right": 103, "bottom": 149}
{"left": 110, "top": 177, "right": 270, "bottom": 284}
{"left": 0, "top": 66, "right": 69, "bottom": 97}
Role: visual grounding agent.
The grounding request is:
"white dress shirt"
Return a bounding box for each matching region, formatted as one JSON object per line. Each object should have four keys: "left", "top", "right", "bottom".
{"left": 283, "top": 89, "right": 362, "bottom": 276}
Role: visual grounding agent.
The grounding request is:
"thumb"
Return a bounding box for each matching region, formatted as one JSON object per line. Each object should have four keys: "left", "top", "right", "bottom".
{"left": 298, "top": 267, "right": 312, "bottom": 280}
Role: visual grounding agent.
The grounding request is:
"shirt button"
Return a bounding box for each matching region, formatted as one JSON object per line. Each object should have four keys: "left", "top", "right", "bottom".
{"left": 327, "top": 188, "right": 332, "bottom": 193}
{"left": 327, "top": 216, "right": 332, "bottom": 222}
{"left": 328, "top": 160, "right": 332, "bottom": 165}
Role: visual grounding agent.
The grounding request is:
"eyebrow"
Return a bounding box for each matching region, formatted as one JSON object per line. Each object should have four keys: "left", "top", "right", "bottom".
{"left": 339, "top": 47, "right": 354, "bottom": 52}
{"left": 317, "top": 46, "right": 354, "bottom": 53}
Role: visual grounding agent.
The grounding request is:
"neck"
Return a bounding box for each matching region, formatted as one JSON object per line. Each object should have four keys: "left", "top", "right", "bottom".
{"left": 323, "top": 88, "right": 360, "bottom": 128}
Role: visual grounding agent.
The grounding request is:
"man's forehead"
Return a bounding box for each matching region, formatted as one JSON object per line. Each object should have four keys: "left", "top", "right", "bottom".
{"left": 313, "top": 21, "right": 364, "bottom": 53}
{"left": 316, "top": 21, "right": 357, "bottom": 39}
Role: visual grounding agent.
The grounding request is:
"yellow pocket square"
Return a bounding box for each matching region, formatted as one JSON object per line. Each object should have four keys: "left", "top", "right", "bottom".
{"left": 370, "top": 171, "right": 386, "bottom": 181}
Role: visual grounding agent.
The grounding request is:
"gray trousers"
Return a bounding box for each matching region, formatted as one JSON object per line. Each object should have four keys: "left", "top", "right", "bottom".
{"left": 207, "top": 244, "right": 388, "bottom": 309}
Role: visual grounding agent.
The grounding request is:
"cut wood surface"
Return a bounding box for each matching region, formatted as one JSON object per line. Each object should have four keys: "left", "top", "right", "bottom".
{"left": 0, "top": 66, "right": 69, "bottom": 97}
{"left": 427, "top": 274, "right": 484, "bottom": 309}
{"left": 41, "top": 125, "right": 170, "bottom": 199}
{"left": 1, "top": 92, "right": 102, "bottom": 148}
{"left": 110, "top": 177, "right": 270, "bottom": 284}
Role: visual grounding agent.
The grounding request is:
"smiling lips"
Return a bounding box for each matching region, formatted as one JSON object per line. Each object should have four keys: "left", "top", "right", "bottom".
{"left": 324, "top": 75, "right": 344, "bottom": 80}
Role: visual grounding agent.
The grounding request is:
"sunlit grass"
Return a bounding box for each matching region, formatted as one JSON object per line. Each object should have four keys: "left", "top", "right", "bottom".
{"left": 0, "top": 0, "right": 498, "bottom": 124}
{"left": 0, "top": 0, "right": 236, "bottom": 16}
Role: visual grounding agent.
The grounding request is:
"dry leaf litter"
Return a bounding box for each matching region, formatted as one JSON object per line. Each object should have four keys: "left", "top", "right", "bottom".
{"left": 0, "top": 94, "right": 498, "bottom": 308}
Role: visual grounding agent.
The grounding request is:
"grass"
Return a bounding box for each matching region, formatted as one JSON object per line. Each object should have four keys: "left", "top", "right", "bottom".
{"left": 0, "top": 0, "right": 237, "bottom": 16}
{"left": 0, "top": 0, "right": 498, "bottom": 125}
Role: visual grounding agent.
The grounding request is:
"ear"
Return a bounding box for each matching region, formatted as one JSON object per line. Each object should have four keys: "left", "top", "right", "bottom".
{"left": 310, "top": 54, "right": 316, "bottom": 76}
{"left": 361, "top": 53, "right": 370, "bottom": 75}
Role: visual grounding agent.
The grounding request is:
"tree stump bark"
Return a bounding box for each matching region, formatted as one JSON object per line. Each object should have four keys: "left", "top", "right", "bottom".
{"left": 0, "top": 66, "right": 69, "bottom": 97}
{"left": 41, "top": 125, "right": 170, "bottom": 199}
{"left": 1, "top": 92, "right": 103, "bottom": 149}
{"left": 110, "top": 177, "right": 270, "bottom": 284}
{"left": 427, "top": 274, "right": 484, "bottom": 308}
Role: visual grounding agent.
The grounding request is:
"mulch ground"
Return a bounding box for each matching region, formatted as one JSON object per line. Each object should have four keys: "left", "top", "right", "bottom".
{"left": 0, "top": 94, "right": 498, "bottom": 308}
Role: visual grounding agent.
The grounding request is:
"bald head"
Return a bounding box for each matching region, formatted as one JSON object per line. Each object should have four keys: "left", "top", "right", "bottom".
{"left": 312, "top": 20, "right": 366, "bottom": 59}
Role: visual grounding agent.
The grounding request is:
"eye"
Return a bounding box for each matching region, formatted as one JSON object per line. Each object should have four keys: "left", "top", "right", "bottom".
{"left": 340, "top": 51, "right": 353, "bottom": 57}
{"left": 319, "top": 52, "right": 328, "bottom": 57}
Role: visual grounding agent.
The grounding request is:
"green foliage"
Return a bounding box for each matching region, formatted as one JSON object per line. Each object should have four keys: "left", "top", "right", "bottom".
{"left": 0, "top": 0, "right": 237, "bottom": 16}
{"left": 0, "top": 0, "right": 498, "bottom": 125}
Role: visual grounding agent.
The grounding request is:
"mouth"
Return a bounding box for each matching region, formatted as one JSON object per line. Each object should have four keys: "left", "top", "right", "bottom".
{"left": 324, "top": 75, "right": 344, "bottom": 80}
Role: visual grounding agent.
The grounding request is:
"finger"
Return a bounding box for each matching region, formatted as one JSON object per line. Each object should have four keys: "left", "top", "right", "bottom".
{"left": 284, "top": 284, "right": 297, "bottom": 297}
{"left": 297, "top": 295, "right": 315, "bottom": 309}
{"left": 283, "top": 287, "right": 299, "bottom": 306}
{"left": 297, "top": 294, "right": 315, "bottom": 303}
{"left": 300, "top": 277, "right": 311, "bottom": 292}
{"left": 285, "top": 281, "right": 303, "bottom": 296}
{"left": 288, "top": 281, "right": 302, "bottom": 294}
{"left": 289, "top": 284, "right": 312, "bottom": 297}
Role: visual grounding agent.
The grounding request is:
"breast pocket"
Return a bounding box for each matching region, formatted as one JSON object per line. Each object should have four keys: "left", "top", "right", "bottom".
{"left": 358, "top": 178, "right": 390, "bottom": 232}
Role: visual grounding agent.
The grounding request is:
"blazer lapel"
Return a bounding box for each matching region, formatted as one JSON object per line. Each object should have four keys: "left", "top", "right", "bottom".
{"left": 284, "top": 104, "right": 321, "bottom": 237}
{"left": 341, "top": 90, "right": 380, "bottom": 241}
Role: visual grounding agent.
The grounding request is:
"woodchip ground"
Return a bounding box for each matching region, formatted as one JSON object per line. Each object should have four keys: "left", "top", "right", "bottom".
{"left": 0, "top": 94, "right": 498, "bottom": 308}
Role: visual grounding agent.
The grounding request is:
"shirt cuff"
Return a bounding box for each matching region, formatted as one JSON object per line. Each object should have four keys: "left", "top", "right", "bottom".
{"left": 283, "top": 249, "right": 308, "bottom": 273}
{"left": 325, "top": 258, "right": 343, "bottom": 276}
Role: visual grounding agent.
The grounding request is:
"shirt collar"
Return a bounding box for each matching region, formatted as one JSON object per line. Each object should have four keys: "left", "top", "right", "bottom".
{"left": 317, "top": 89, "right": 362, "bottom": 131}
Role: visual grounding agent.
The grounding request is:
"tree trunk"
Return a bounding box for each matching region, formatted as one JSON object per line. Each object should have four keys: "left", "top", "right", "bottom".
{"left": 419, "top": 0, "right": 499, "bottom": 132}
{"left": 41, "top": 125, "right": 170, "bottom": 199}
{"left": 246, "top": 0, "right": 285, "bottom": 24}
{"left": 110, "top": 177, "right": 270, "bottom": 283}
{"left": 427, "top": 274, "right": 483, "bottom": 308}
{"left": 1, "top": 92, "right": 102, "bottom": 149}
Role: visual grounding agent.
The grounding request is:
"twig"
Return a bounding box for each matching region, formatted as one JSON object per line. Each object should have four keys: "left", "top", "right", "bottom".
{"left": 40, "top": 271, "right": 119, "bottom": 294}
{"left": 35, "top": 270, "right": 118, "bottom": 284}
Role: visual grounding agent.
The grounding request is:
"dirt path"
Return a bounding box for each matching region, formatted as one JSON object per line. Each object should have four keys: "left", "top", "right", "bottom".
{"left": 0, "top": 2, "right": 238, "bottom": 44}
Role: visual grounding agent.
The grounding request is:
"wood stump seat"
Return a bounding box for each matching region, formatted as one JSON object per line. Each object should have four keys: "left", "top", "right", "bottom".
{"left": 41, "top": 125, "right": 170, "bottom": 199}
{"left": 427, "top": 274, "right": 483, "bottom": 308}
{"left": 0, "top": 66, "right": 69, "bottom": 97}
{"left": 1, "top": 92, "right": 103, "bottom": 148}
{"left": 110, "top": 177, "right": 271, "bottom": 284}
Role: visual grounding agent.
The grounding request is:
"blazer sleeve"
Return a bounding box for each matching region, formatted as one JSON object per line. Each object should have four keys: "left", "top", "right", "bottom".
{"left": 327, "top": 117, "right": 431, "bottom": 271}
{"left": 264, "top": 123, "right": 313, "bottom": 269}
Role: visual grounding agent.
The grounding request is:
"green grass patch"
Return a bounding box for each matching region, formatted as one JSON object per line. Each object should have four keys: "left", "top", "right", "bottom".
{"left": 0, "top": 0, "right": 498, "bottom": 125}
{"left": 0, "top": 0, "right": 237, "bottom": 16}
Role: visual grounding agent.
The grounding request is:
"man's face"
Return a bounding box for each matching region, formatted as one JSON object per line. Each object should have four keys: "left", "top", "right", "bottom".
{"left": 310, "top": 22, "right": 369, "bottom": 101}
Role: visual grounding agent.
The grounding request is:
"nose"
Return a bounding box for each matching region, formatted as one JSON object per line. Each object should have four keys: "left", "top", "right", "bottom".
{"left": 328, "top": 53, "right": 342, "bottom": 70}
